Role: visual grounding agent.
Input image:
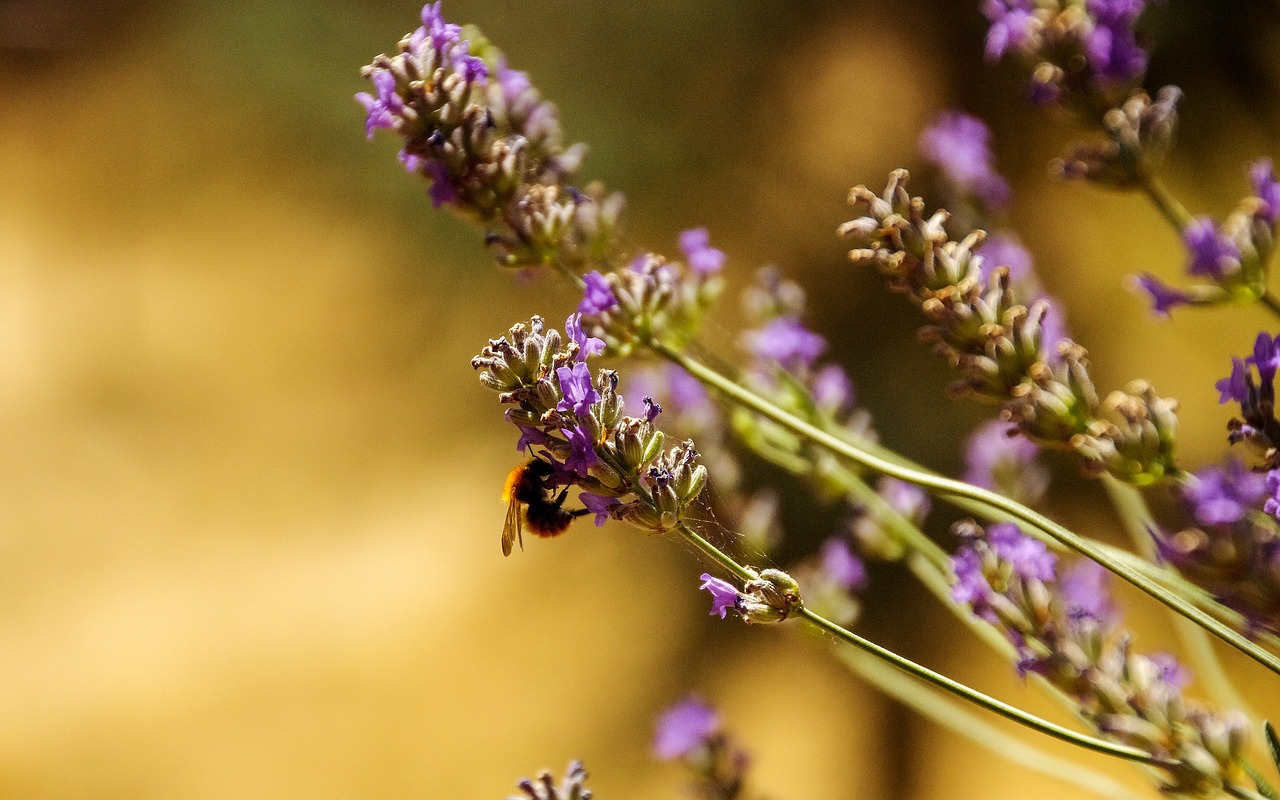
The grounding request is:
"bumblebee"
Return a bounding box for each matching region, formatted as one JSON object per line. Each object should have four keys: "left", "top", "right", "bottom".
{"left": 501, "top": 459, "right": 589, "bottom": 556}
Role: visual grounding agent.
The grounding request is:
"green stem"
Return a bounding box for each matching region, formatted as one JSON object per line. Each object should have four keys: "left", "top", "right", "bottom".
{"left": 655, "top": 342, "right": 1280, "bottom": 678}
{"left": 669, "top": 522, "right": 1167, "bottom": 767}
{"left": 830, "top": 644, "right": 1151, "bottom": 800}
{"left": 1260, "top": 292, "right": 1280, "bottom": 322}
{"left": 1137, "top": 172, "right": 1195, "bottom": 232}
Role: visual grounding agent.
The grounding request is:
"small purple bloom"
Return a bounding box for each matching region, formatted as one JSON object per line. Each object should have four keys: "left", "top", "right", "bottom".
{"left": 356, "top": 69, "right": 403, "bottom": 139}
{"left": 513, "top": 423, "right": 553, "bottom": 453}
{"left": 978, "top": 234, "right": 1034, "bottom": 285}
{"left": 1251, "top": 158, "right": 1280, "bottom": 225}
{"left": 744, "top": 317, "right": 827, "bottom": 372}
{"left": 950, "top": 548, "right": 993, "bottom": 614}
{"left": 982, "top": 0, "right": 1036, "bottom": 62}
{"left": 579, "top": 491, "right": 620, "bottom": 527}
{"left": 1084, "top": 0, "right": 1148, "bottom": 83}
{"left": 667, "top": 365, "right": 714, "bottom": 420}
{"left": 643, "top": 396, "right": 661, "bottom": 422}
{"left": 1216, "top": 357, "right": 1249, "bottom": 405}
{"left": 565, "top": 313, "right": 605, "bottom": 361}
{"left": 1251, "top": 331, "right": 1280, "bottom": 384}
{"left": 810, "top": 364, "right": 855, "bottom": 415}
{"left": 918, "top": 112, "right": 1011, "bottom": 208}
{"left": 678, "top": 227, "right": 726, "bottom": 276}
{"left": 424, "top": 160, "right": 457, "bottom": 207}
{"left": 699, "top": 573, "right": 743, "bottom": 619}
{"left": 1183, "top": 218, "right": 1239, "bottom": 279}
{"left": 1135, "top": 273, "right": 1193, "bottom": 317}
{"left": 452, "top": 46, "right": 489, "bottom": 84}
{"left": 878, "top": 477, "right": 931, "bottom": 523}
{"left": 1147, "top": 652, "right": 1191, "bottom": 689}
{"left": 420, "top": 1, "right": 462, "bottom": 52}
{"left": 820, "top": 537, "right": 867, "bottom": 591}
{"left": 1059, "top": 559, "right": 1120, "bottom": 629}
{"left": 562, "top": 424, "right": 598, "bottom": 478}
{"left": 964, "top": 420, "right": 1045, "bottom": 501}
{"left": 1184, "top": 460, "right": 1267, "bottom": 526}
{"left": 653, "top": 697, "right": 720, "bottom": 760}
{"left": 556, "top": 361, "right": 599, "bottom": 417}
{"left": 578, "top": 271, "right": 618, "bottom": 316}
{"left": 1265, "top": 470, "right": 1280, "bottom": 519}
{"left": 989, "top": 522, "right": 1057, "bottom": 581}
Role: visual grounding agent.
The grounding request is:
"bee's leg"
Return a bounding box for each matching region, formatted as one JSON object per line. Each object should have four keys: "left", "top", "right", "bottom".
{"left": 551, "top": 486, "right": 571, "bottom": 508}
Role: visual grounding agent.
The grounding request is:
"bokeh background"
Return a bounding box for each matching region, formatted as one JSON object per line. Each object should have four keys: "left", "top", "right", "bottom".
{"left": 2, "top": 1, "right": 1280, "bottom": 798}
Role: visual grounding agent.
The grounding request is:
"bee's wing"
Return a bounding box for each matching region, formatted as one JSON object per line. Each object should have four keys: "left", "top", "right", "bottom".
{"left": 502, "top": 498, "right": 523, "bottom": 557}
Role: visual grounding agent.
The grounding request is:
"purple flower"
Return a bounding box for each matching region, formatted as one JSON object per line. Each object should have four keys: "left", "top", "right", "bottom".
{"left": 1084, "top": 0, "right": 1148, "bottom": 83}
{"left": 964, "top": 420, "right": 1047, "bottom": 503}
{"left": 1183, "top": 218, "right": 1239, "bottom": 279}
{"left": 642, "top": 396, "right": 661, "bottom": 422}
{"left": 1251, "top": 158, "right": 1280, "bottom": 225}
{"left": 679, "top": 227, "right": 726, "bottom": 276}
{"left": 878, "top": 477, "right": 931, "bottom": 523}
{"left": 667, "top": 365, "right": 714, "bottom": 421}
{"left": 1135, "top": 273, "right": 1193, "bottom": 317}
{"left": 699, "top": 573, "right": 743, "bottom": 619}
{"left": 356, "top": 69, "right": 403, "bottom": 139}
{"left": 918, "top": 112, "right": 1011, "bottom": 208}
{"left": 1183, "top": 460, "right": 1267, "bottom": 526}
{"left": 950, "top": 548, "right": 993, "bottom": 615}
{"left": 556, "top": 362, "right": 599, "bottom": 417}
{"left": 1265, "top": 470, "right": 1280, "bottom": 519}
{"left": 982, "top": 0, "right": 1036, "bottom": 62}
{"left": 1216, "top": 357, "right": 1249, "bottom": 405}
{"left": 1147, "top": 652, "right": 1191, "bottom": 689}
{"left": 452, "top": 46, "right": 488, "bottom": 84}
{"left": 989, "top": 522, "right": 1057, "bottom": 581}
{"left": 419, "top": 1, "right": 462, "bottom": 52}
{"left": 578, "top": 271, "right": 618, "bottom": 316}
{"left": 978, "top": 234, "right": 1034, "bottom": 285}
{"left": 820, "top": 538, "right": 867, "bottom": 591}
{"left": 579, "top": 491, "right": 620, "bottom": 527}
{"left": 810, "top": 364, "right": 855, "bottom": 415}
{"left": 424, "top": 160, "right": 457, "bottom": 207}
{"left": 653, "top": 697, "right": 720, "bottom": 760}
{"left": 1060, "top": 559, "right": 1120, "bottom": 629}
{"left": 562, "top": 424, "right": 598, "bottom": 478}
{"left": 513, "top": 422, "right": 553, "bottom": 453}
{"left": 743, "top": 317, "right": 826, "bottom": 372}
{"left": 565, "top": 313, "right": 604, "bottom": 361}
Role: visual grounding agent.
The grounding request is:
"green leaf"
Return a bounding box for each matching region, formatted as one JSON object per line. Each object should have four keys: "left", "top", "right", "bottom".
{"left": 1267, "top": 721, "right": 1280, "bottom": 775}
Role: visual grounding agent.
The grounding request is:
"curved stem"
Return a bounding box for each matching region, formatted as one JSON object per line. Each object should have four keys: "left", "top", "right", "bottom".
{"left": 1137, "top": 172, "right": 1195, "bottom": 232}
{"left": 669, "top": 523, "right": 1166, "bottom": 766}
{"left": 1261, "top": 291, "right": 1280, "bottom": 322}
{"left": 830, "top": 642, "right": 1152, "bottom": 800}
{"left": 655, "top": 342, "right": 1280, "bottom": 677}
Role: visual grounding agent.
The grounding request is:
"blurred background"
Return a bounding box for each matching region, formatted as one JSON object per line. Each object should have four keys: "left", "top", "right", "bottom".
{"left": 2, "top": 1, "right": 1280, "bottom": 798}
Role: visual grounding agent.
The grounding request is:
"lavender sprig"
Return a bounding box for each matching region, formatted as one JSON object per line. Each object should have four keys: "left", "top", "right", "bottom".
{"left": 509, "top": 761, "right": 593, "bottom": 800}
{"left": 654, "top": 698, "right": 751, "bottom": 800}
{"left": 840, "top": 169, "right": 1179, "bottom": 485}
{"left": 952, "top": 520, "right": 1253, "bottom": 798}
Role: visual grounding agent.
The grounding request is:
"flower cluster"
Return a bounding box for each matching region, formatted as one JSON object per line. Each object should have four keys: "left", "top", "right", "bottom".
{"left": 508, "top": 761, "right": 593, "bottom": 800}
{"left": 576, "top": 240, "right": 725, "bottom": 358}
{"left": 472, "top": 315, "right": 707, "bottom": 534}
{"left": 358, "top": 3, "right": 621, "bottom": 270}
{"left": 653, "top": 698, "right": 751, "bottom": 800}
{"left": 983, "top": 0, "right": 1152, "bottom": 109}
{"left": 952, "top": 521, "right": 1251, "bottom": 797}
{"left": 1149, "top": 460, "right": 1280, "bottom": 634}
{"left": 1138, "top": 159, "right": 1280, "bottom": 316}
{"left": 1053, "top": 86, "right": 1181, "bottom": 191}
{"left": 841, "top": 170, "right": 1178, "bottom": 483}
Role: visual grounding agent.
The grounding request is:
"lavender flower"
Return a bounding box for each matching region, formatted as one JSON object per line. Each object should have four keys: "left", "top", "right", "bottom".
{"left": 964, "top": 419, "right": 1050, "bottom": 505}
{"left": 742, "top": 316, "right": 827, "bottom": 373}
{"left": 1219, "top": 331, "right": 1280, "bottom": 471}
{"left": 1150, "top": 459, "right": 1280, "bottom": 633}
{"left": 1252, "top": 158, "right": 1280, "bottom": 225}
{"left": 578, "top": 271, "right": 618, "bottom": 316}
{"left": 699, "top": 573, "right": 744, "bottom": 619}
{"left": 679, "top": 227, "right": 726, "bottom": 277}
{"left": 820, "top": 537, "right": 867, "bottom": 591}
{"left": 952, "top": 520, "right": 1251, "bottom": 796}
{"left": 653, "top": 697, "right": 720, "bottom": 760}
{"left": 918, "top": 111, "right": 1010, "bottom": 209}
{"left": 842, "top": 170, "right": 1178, "bottom": 483}
{"left": 1136, "top": 273, "right": 1195, "bottom": 317}
{"left": 1183, "top": 218, "right": 1241, "bottom": 279}
{"left": 653, "top": 698, "right": 751, "bottom": 799}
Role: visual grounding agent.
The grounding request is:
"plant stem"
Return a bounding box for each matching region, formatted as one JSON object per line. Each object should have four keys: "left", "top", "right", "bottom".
{"left": 829, "top": 643, "right": 1151, "bottom": 800}
{"left": 1260, "top": 292, "right": 1280, "bottom": 322}
{"left": 1137, "top": 172, "right": 1195, "bottom": 232}
{"left": 669, "top": 522, "right": 1167, "bottom": 767}
{"left": 654, "top": 342, "right": 1280, "bottom": 678}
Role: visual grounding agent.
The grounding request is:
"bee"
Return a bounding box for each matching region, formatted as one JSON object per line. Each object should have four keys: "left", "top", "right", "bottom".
{"left": 501, "top": 458, "right": 589, "bottom": 556}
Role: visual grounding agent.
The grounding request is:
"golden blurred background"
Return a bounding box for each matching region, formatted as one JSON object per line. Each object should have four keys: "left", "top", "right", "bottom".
{"left": 1, "top": 1, "right": 1279, "bottom": 798}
